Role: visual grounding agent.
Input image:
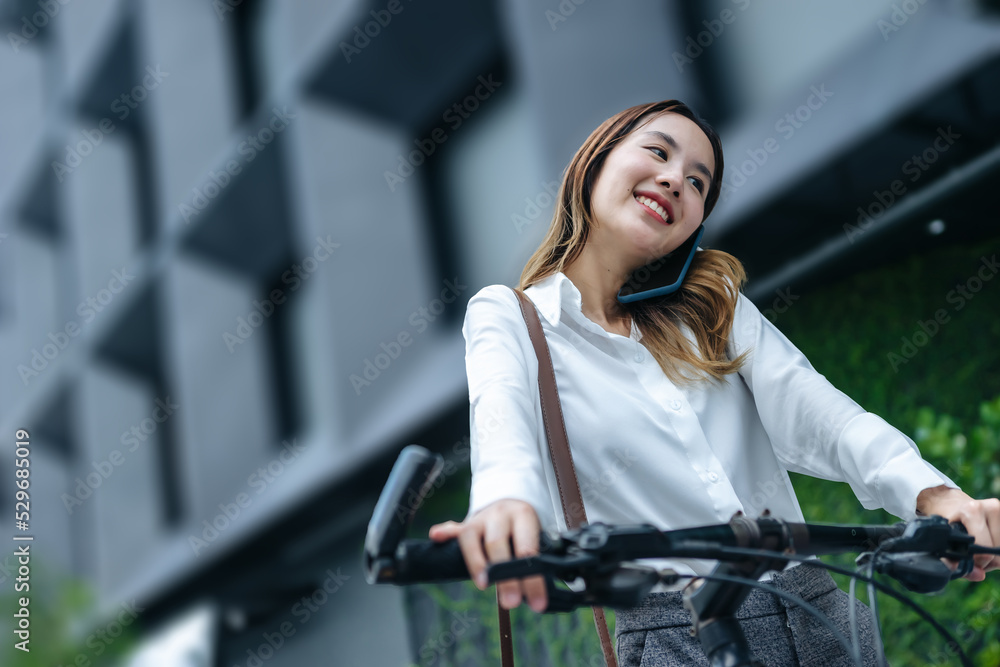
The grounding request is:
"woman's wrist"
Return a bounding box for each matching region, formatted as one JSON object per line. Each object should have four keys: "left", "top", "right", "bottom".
{"left": 915, "top": 484, "right": 969, "bottom": 517}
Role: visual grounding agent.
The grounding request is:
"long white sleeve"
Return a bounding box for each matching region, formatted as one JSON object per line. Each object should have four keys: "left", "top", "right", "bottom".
{"left": 463, "top": 285, "right": 553, "bottom": 527}
{"left": 730, "top": 293, "right": 958, "bottom": 520}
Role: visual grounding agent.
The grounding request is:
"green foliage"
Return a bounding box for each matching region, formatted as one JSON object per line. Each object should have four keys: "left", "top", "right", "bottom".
{"left": 791, "top": 395, "right": 1000, "bottom": 666}
{"left": 0, "top": 561, "right": 136, "bottom": 667}
{"left": 405, "top": 579, "right": 614, "bottom": 666}
{"left": 773, "top": 235, "right": 1000, "bottom": 433}
{"left": 777, "top": 234, "right": 1000, "bottom": 666}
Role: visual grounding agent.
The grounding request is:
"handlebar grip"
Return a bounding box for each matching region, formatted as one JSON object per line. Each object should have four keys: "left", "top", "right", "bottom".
{"left": 392, "top": 538, "right": 470, "bottom": 584}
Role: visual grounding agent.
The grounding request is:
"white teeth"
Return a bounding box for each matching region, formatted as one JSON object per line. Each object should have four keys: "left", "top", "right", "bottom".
{"left": 635, "top": 195, "right": 669, "bottom": 222}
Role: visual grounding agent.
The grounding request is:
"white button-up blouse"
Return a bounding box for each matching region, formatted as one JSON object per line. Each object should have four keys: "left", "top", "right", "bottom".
{"left": 463, "top": 270, "right": 957, "bottom": 579}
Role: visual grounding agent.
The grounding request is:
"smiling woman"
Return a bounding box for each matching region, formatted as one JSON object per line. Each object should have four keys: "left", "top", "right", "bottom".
{"left": 427, "top": 99, "right": 1000, "bottom": 667}
{"left": 523, "top": 100, "right": 744, "bottom": 383}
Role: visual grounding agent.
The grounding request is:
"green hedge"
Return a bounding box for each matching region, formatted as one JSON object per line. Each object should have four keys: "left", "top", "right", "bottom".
{"left": 773, "top": 235, "right": 1000, "bottom": 436}
{"left": 776, "top": 234, "right": 1000, "bottom": 666}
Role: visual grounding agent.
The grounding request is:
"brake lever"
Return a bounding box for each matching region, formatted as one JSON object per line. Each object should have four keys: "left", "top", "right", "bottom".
{"left": 879, "top": 516, "right": 974, "bottom": 555}
{"left": 943, "top": 521, "right": 976, "bottom": 581}
{"left": 870, "top": 517, "right": 975, "bottom": 593}
{"left": 873, "top": 552, "right": 967, "bottom": 593}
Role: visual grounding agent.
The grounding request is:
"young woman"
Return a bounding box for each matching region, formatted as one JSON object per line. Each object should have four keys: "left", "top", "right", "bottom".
{"left": 428, "top": 100, "right": 999, "bottom": 665}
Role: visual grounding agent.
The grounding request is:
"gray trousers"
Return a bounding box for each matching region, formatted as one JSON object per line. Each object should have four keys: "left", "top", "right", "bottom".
{"left": 614, "top": 563, "right": 883, "bottom": 666}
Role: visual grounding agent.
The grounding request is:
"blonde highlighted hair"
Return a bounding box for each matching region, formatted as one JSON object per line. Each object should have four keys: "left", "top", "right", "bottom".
{"left": 518, "top": 100, "right": 748, "bottom": 383}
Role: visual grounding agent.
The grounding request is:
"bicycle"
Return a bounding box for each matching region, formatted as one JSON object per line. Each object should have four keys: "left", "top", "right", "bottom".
{"left": 364, "top": 445, "right": 999, "bottom": 666}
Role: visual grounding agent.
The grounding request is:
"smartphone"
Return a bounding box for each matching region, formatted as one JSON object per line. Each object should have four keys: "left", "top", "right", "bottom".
{"left": 617, "top": 225, "right": 705, "bottom": 303}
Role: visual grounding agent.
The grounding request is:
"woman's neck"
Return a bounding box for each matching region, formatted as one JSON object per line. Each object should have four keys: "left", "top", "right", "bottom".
{"left": 563, "top": 251, "right": 634, "bottom": 334}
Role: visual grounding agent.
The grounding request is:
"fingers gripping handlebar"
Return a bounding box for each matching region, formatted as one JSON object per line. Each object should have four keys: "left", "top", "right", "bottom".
{"left": 364, "top": 446, "right": 978, "bottom": 598}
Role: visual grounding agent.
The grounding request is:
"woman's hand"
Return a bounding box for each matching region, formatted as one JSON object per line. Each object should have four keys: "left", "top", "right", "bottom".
{"left": 916, "top": 485, "right": 1000, "bottom": 581}
{"left": 428, "top": 499, "right": 548, "bottom": 612}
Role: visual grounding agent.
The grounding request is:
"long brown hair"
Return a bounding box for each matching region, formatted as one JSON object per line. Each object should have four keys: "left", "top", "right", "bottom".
{"left": 518, "top": 100, "right": 748, "bottom": 383}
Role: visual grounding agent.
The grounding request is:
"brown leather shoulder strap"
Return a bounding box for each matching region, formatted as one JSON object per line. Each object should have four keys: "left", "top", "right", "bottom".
{"left": 512, "top": 288, "right": 588, "bottom": 529}
{"left": 491, "top": 286, "right": 617, "bottom": 667}
{"left": 497, "top": 587, "right": 515, "bottom": 667}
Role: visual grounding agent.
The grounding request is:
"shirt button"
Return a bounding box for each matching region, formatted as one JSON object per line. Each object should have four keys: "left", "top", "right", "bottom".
{"left": 634, "top": 352, "right": 644, "bottom": 362}
{"left": 670, "top": 400, "right": 682, "bottom": 411}
{"left": 708, "top": 472, "right": 719, "bottom": 483}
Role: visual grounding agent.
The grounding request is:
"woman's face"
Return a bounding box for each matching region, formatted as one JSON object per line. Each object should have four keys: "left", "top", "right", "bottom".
{"left": 589, "top": 112, "right": 716, "bottom": 269}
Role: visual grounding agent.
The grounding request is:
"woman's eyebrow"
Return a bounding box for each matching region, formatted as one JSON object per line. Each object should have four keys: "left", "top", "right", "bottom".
{"left": 642, "top": 130, "right": 713, "bottom": 181}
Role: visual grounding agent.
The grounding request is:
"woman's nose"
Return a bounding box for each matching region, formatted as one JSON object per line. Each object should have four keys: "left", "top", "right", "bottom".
{"left": 657, "top": 166, "right": 683, "bottom": 198}
{"left": 659, "top": 178, "right": 681, "bottom": 198}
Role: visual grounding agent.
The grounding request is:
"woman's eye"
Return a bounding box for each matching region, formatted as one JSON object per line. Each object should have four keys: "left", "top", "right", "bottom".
{"left": 688, "top": 176, "right": 704, "bottom": 193}
{"left": 647, "top": 146, "right": 667, "bottom": 160}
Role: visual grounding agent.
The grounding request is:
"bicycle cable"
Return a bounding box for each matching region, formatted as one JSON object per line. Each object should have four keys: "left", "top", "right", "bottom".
{"left": 867, "top": 547, "right": 887, "bottom": 667}
{"left": 675, "top": 571, "right": 865, "bottom": 667}
{"left": 848, "top": 567, "right": 861, "bottom": 664}
{"left": 688, "top": 544, "right": 974, "bottom": 667}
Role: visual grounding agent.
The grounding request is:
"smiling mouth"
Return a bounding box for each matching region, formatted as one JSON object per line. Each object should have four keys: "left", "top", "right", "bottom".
{"left": 634, "top": 195, "right": 672, "bottom": 224}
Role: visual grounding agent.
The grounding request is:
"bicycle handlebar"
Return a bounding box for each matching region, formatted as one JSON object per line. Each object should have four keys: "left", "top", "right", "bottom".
{"left": 364, "top": 445, "right": 992, "bottom": 667}
{"left": 363, "top": 446, "right": 977, "bottom": 595}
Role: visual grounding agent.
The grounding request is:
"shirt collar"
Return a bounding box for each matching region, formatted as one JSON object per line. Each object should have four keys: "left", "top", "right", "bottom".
{"left": 523, "top": 271, "right": 641, "bottom": 341}
{"left": 523, "top": 271, "right": 578, "bottom": 327}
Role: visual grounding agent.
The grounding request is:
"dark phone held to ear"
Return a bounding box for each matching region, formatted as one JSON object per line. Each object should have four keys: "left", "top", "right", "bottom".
{"left": 617, "top": 225, "right": 705, "bottom": 303}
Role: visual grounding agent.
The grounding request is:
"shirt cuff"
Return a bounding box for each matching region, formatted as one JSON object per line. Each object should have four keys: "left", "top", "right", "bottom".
{"left": 467, "top": 470, "right": 555, "bottom": 533}
{"left": 840, "top": 413, "right": 960, "bottom": 520}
